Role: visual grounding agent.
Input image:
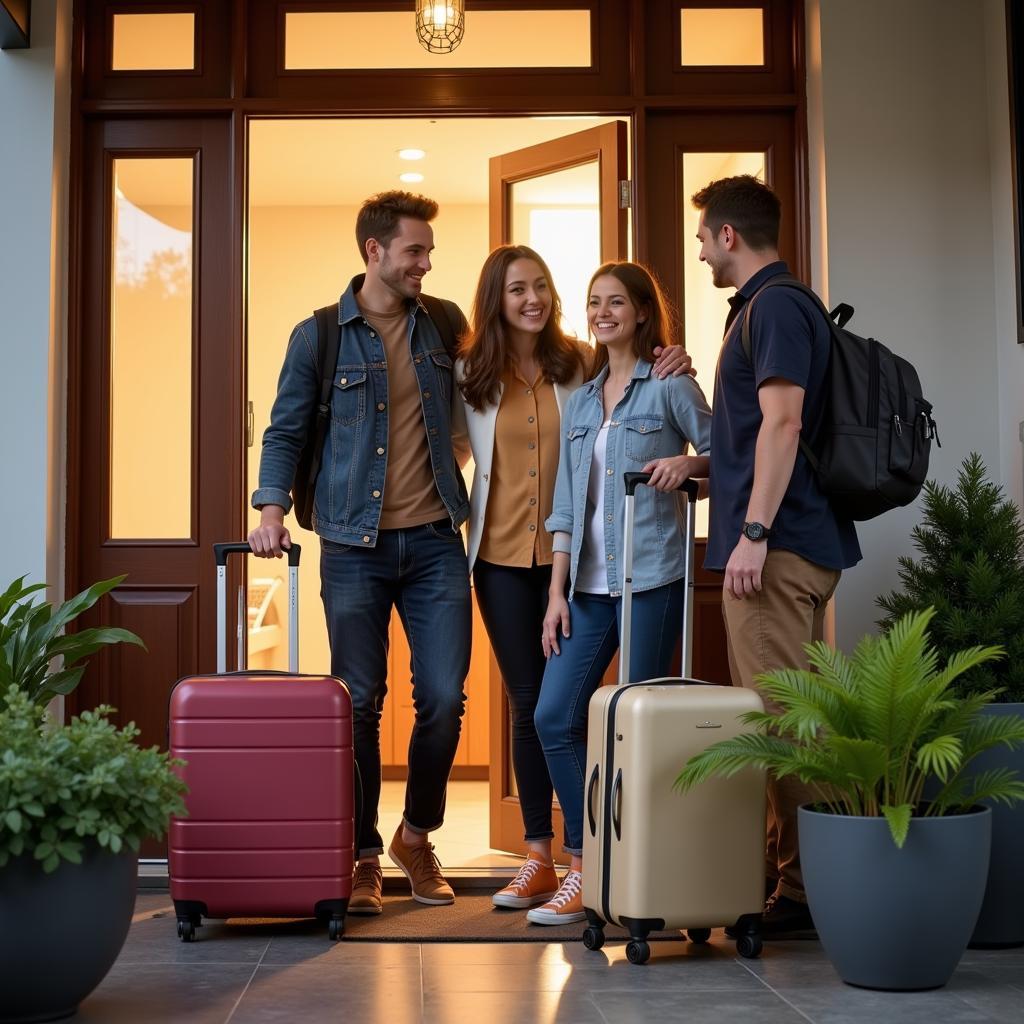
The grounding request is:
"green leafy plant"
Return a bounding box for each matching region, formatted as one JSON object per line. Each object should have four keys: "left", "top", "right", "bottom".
{"left": 0, "top": 686, "right": 187, "bottom": 873}
{"left": 675, "top": 609, "right": 1024, "bottom": 847}
{"left": 0, "top": 575, "right": 145, "bottom": 705}
{"left": 877, "top": 453, "right": 1024, "bottom": 702}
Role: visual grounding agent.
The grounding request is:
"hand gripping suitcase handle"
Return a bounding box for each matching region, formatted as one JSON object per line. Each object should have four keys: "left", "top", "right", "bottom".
{"left": 619, "top": 473, "right": 697, "bottom": 686}
{"left": 214, "top": 542, "right": 302, "bottom": 675}
{"left": 214, "top": 542, "right": 301, "bottom": 567}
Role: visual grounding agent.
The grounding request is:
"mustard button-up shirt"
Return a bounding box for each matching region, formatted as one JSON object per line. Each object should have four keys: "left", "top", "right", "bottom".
{"left": 478, "top": 366, "right": 560, "bottom": 567}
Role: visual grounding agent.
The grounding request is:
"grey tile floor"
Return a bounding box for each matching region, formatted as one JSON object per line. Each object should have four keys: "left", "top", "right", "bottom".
{"left": 76, "top": 894, "right": 1024, "bottom": 1024}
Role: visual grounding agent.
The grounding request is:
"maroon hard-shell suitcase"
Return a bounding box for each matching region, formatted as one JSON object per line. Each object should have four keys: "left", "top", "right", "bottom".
{"left": 169, "top": 542, "right": 355, "bottom": 942}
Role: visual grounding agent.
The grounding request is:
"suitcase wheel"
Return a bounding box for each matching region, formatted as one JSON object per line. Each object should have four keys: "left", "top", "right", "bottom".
{"left": 736, "top": 933, "right": 763, "bottom": 959}
{"left": 177, "top": 919, "right": 196, "bottom": 943}
{"left": 328, "top": 918, "right": 344, "bottom": 942}
{"left": 582, "top": 926, "right": 605, "bottom": 951}
{"left": 625, "top": 940, "right": 650, "bottom": 965}
{"left": 687, "top": 928, "right": 711, "bottom": 944}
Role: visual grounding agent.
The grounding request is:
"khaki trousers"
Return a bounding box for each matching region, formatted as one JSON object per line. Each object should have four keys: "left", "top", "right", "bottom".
{"left": 722, "top": 548, "right": 840, "bottom": 903}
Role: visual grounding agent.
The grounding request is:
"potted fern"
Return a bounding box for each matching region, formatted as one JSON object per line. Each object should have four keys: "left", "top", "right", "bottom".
{"left": 676, "top": 609, "right": 1024, "bottom": 991}
{"left": 878, "top": 453, "right": 1024, "bottom": 947}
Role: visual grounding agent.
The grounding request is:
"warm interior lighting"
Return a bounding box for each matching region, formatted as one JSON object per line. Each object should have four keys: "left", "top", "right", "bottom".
{"left": 415, "top": 0, "right": 465, "bottom": 54}
{"left": 111, "top": 12, "right": 196, "bottom": 71}
{"left": 399, "top": 148, "right": 426, "bottom": 160}
{"left": 400, "top": 172, "right": 425, "bottom": 183}
{"left": 680, "top": 8, "right": 765, "bottom": 66}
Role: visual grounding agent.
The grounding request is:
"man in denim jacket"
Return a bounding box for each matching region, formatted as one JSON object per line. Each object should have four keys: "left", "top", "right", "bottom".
{"left": 249, "top": 192, "right": 471, "bottom": 916}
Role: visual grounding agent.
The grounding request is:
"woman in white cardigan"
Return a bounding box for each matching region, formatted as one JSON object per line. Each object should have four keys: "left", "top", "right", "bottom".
{"left": 453, "top": 245, "right": 689, "bottom": 911}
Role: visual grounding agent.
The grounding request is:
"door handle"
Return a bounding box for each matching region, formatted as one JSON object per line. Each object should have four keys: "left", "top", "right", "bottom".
{"left": 587, "top": 764, "right": 600, "bottom": 836}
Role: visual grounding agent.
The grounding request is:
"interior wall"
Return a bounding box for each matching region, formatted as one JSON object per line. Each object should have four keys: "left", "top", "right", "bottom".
{"left": 247, "top": 202, "right": 489, "bottom": 673}
{"left": 0, "top": 0, "right": 70, "bottom": 602}
{"left": 811, "top": 0, "right": 1008, "bottom": 652}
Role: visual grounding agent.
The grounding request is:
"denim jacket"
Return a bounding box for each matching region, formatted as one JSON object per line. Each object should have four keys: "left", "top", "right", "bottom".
{"left": 545, "top": 359, "right": 712, "bottom": 599}
{"left": 251, "top": 275, "right": 470, "bottom": 547}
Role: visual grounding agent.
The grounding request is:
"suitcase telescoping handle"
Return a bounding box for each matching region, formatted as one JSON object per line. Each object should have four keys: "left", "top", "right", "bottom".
{"left": 213, "top": 542, "right": 302, "bottom": 675}
{"left": 618, "top": 473, "right": 698, "bottom": 687}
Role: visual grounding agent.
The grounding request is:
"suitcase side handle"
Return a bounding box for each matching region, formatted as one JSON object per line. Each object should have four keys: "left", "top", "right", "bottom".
{"left": 587, "top": 764, "right": 600, "bottom": 837}
{"left": 611, "top": 769, "right": 623, "bottom": 841}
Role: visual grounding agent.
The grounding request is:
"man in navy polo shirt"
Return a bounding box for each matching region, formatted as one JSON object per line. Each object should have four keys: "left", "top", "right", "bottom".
{"left": 692, "top": 175, "right": 861, "bottom": 938}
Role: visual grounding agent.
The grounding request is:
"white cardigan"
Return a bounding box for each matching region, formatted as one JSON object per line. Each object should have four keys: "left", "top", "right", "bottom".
{"left": 453, "top": 359, "right": 584, "bottom": 574}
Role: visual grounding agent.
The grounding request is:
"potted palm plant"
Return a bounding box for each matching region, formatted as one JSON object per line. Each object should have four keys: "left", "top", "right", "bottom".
{"left": 878, "top": 453, "right": 1024, "bottom": 946}
{"left": 0, "top": 575, "right": 186, "bottom": 1023}
{"left": 676, "top": 608, "right": 1024, "bottom": 991}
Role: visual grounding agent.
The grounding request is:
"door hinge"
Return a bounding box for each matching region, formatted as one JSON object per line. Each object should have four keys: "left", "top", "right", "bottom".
{"left": 246, "top": 401, "right": 254, "bottom": 448}
{"left": 618, "top": 179, "right": 633, "bottom": 209}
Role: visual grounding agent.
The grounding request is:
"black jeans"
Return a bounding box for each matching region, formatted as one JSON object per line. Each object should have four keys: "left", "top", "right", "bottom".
{"left": 473, "top": 558, "right": 555, "bottom": 842}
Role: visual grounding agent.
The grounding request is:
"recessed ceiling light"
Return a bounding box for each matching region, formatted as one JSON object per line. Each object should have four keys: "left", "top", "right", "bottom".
{"left": 400, "top": 172, "right": 425, "bottom": 183}
{"left": 398, "top": 148, "right": 426, "bottom": 160}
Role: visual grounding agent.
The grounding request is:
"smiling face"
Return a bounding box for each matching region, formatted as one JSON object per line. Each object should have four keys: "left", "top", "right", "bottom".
{"left": 696, "top": 211, "right": 734, "bottom": 289}
{"left": 501, "top": 257, "right": 552, "bottom": 338}
{"left": 588, "top": 274, "right": 646, "bottom": 351}
{"left": 372, "top": 216, "right": 434, "bottom": 300}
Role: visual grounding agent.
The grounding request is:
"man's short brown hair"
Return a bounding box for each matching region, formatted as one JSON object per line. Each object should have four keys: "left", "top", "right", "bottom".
{"left": 355, "top": 191, "right": 439, "bottom": 264}
{"left": 691, "top": 175, "right": 781, "bottom": 252}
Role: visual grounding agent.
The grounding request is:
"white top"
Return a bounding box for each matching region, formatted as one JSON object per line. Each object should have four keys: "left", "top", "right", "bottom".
{"left": 574, "top": 421, "right": 612, "bottom": 595}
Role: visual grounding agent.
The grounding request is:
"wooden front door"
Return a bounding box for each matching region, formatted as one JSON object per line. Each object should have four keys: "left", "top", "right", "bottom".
{"left": 486, "top": 121, "right": 629, "bottom": 858}
{"left": 68, "top": 118, "right": 239, "bottom": 847}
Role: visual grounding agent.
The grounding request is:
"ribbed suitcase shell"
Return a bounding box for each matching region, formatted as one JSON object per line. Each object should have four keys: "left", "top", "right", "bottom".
{"left": 168, "top": 673, "right": 354, "bottom": 919}
{"left": 582, "top": 680, "right": 766, "bottom": 931}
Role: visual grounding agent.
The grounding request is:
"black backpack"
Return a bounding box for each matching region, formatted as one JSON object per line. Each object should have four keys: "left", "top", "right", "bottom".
{"left": 291, "top": 294, "right": 463, "bottom": 530}
{"left": 741, "top": 277, "right": 939, "bottom": 522}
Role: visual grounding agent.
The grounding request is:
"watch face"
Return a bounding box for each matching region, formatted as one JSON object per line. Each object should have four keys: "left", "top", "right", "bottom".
{"left": 744, "top": 522, "right": 766, "bottom": 541}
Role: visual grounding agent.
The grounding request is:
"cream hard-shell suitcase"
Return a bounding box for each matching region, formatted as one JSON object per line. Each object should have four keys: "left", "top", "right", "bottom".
{"left": 581, "top": 473, "right": 767, "bottom": 964}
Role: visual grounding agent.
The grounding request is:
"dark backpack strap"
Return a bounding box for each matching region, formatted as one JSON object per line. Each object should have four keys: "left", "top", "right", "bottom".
{"left": 419, "top": 293, "right": 465, "bottom": 358}
{"left": 305, "top": 303, "right": 342, "bottom": 490}
{"left": 737, "top": 276, "right": 838, "bottom": 474}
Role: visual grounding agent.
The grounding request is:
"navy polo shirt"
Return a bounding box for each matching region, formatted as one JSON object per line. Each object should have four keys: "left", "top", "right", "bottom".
{"left": 705, "top": 261, "right": 861, "bottom": 573}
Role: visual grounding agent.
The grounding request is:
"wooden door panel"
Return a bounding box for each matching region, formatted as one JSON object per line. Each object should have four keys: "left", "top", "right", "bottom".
{"left": 68, "top": 117, "right": 237, "bottom": 763}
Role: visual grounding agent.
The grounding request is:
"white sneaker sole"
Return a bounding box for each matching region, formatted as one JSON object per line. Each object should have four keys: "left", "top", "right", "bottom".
{"left": 388, "top": 846, "right": 455, "bottom": 906}
{"left": 525, "top": 908, "right": 587, "bottom": 925}
{"left": 492, "top": 890, "right": 558, "bottom": 910}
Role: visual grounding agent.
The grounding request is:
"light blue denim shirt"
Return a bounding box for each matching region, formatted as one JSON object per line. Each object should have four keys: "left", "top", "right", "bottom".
{"left": 251, "top": 275, "right": 470, "bottom": 547}
{"left": 545, "top": 359, "right": 712, "bottom": 599}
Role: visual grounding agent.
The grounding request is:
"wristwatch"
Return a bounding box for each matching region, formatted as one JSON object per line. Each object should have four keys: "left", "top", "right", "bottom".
{"left": 741, "top": 521, "right": 772, "bottom": 542}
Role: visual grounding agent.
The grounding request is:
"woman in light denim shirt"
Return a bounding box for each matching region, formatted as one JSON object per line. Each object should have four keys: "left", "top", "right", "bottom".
{"left": 453, "top": 247, "right": 691, "bottom": 915}
{"left": 527, "top": 262, "right": 712, "bottom": 926}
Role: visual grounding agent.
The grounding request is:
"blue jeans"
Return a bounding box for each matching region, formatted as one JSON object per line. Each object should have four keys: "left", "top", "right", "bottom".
{"left": 320, "top": 520, "right": 471, "bottom": 858}
{"left": 534, "top": 582, "right": 683, "bottom": 855}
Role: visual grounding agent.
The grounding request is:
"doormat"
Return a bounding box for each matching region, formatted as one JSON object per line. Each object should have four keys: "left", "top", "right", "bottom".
{"left": 229, "top": 893, "right": 687, "bottom": 943}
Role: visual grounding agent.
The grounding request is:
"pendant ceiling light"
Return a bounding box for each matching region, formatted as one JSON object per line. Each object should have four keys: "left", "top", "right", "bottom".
{"left": 415, "top": 1, "right": 465, "bottom": 54}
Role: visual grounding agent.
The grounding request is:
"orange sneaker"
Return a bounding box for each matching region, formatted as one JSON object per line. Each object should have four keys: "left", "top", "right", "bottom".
{"left": 492, "top": 853, "right": 559, "bottom": 909}
{"left": 525, "top": 868, "right": 586, "bottom": 925}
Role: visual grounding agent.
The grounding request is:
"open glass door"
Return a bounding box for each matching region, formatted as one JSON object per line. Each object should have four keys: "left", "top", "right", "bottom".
{"left": 487, "top": 120, "right": 629, "bottom": 857}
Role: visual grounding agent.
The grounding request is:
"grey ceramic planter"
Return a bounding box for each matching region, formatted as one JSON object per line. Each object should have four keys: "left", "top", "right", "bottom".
{"left": 799, "top": 804, "right": 991, "bottom": 991}
{"left": 967, "top": 702, "right": 1024, "bottom": 948}
{"left": 0, "top": 844, "right": 137, "bottom": 1022}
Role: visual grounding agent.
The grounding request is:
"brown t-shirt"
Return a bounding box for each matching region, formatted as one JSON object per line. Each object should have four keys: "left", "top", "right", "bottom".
{"left": 357, "top": 295, "right": 446, "bottom": 530}
{"left": 478, "top": 366, "right": 560, "bottom": 567}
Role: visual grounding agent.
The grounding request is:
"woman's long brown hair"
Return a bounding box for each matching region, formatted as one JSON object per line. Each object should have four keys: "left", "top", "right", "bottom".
{"left": 586, "top": 261, "right": 677, "bottom": 378}
{"left": 458, "top": 245, "right": 586, "bottom": 411}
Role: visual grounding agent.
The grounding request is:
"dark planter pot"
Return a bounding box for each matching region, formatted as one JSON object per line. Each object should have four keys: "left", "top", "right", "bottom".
{"left": 0, "top": 844, "right": 137, "bottom": 1023}
{"left": 799, "top": 804, "right": 991, "bottom": 991}
{"left": 967, "top": 702, "right": 1024, "bottom": 948}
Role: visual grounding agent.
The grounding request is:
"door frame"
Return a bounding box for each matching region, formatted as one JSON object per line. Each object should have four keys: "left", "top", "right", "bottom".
{"left": 66, "top": 0, "right": 807, "bottom": 872}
